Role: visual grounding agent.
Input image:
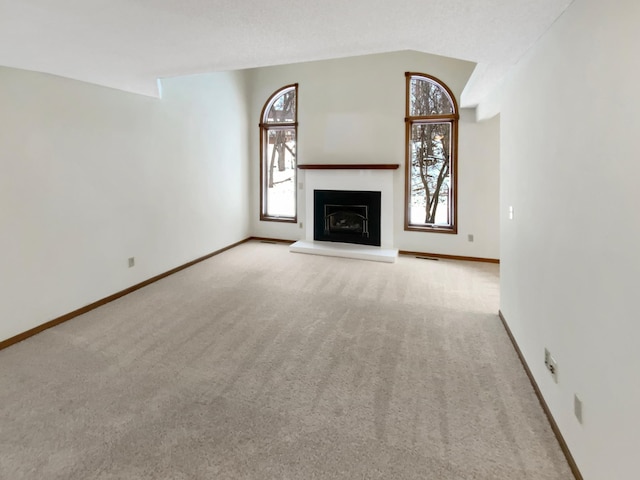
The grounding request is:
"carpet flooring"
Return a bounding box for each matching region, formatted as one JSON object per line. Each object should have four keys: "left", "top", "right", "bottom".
{"left": 0, "top": 241, "right": 573, "bottom": 479}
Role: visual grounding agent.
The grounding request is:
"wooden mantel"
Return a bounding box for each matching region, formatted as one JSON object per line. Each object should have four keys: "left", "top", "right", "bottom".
{"left": 297, "top": 163, "right": 400, "bottom": 170}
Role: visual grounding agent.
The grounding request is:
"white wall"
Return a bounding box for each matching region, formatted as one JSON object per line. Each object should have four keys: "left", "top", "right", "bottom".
{"left": 0, "top": 67, "right": 251, "bottom": 343}
{"left": 247, "top": 51, "right": 500, "bottom": 259}
{"left": 498, "top": 0, "right": 640, "bottom": 478}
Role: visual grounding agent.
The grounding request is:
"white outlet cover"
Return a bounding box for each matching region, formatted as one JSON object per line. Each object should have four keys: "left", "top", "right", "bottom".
{"left": 574, "top": 394, "right": 583, "bottom": 424}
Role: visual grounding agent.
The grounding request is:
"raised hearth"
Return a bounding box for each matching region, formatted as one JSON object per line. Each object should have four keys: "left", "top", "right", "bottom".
{"left": 289, "top": 240, "right": 397, "bottom": 263}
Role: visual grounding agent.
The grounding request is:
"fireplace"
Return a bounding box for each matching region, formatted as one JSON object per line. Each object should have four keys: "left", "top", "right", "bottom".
{"left": 290, "top": 165, "right": 397, "bottom": 262}
{"left": 314, "top": 190, "right": 381, "bottom": 246}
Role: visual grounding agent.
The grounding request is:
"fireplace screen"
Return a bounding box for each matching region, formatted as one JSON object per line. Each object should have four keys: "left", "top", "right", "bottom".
{"left": 314, "top": 190, "right": 381, "bottom": 246}
{"left": 324, "top": 205, "right": 369, "bottom": 237}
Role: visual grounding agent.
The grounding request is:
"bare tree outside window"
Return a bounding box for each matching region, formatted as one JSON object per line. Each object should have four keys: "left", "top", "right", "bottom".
{"left": 411, "top": 123, "right": 451, "bottom": 224}
{"left": 405, "top": 73, "right": 458, "bottom": 233}
{"left": 260, "top": 85, "right": 298, "bottom": 221}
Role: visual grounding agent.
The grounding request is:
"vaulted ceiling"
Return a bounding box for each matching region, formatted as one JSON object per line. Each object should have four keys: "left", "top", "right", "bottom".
{"left": 0, "top": 0, "right": 574, "bottom": 107}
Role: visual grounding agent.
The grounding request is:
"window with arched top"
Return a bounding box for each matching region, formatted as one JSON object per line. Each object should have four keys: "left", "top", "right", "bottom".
{"left": 405, "top": 72, "right": 458, "bottom": 233}
{"left": 260, "top": 84, "right": 298, "bottom": 222}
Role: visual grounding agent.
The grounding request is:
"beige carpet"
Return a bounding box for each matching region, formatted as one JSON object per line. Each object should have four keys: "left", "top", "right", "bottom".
{"left": 0, "top": 241, "right": 573, "bottom": 479}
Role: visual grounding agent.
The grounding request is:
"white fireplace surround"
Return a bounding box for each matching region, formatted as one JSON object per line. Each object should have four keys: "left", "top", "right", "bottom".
{"left": 290, "top": 165, "right": 399, "bottom": 263}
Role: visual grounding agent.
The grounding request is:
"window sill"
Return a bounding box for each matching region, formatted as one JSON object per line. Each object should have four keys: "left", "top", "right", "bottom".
{"left": 260, "top": 215, "right": 297, "bottom": 224}
{"left": 405, "top": 224, "right": 457, "bottom": 234}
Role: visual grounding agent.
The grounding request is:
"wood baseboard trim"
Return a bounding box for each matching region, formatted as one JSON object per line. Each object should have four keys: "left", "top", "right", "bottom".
{"left": 399, "top": 250, "right": 499, "bottom": 264}
{"left": 498, "top": 310, "right": 583, "bottom": 480}
{"left": 0, "top": 238, "right": 251, "bottom": 352}
{"left": 248, "top": 236, "right": 296, "bottom": 245}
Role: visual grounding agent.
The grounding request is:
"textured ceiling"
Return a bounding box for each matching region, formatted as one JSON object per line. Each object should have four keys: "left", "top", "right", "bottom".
{"left": 0, "top": 0, "right": 574, "bottom": 107}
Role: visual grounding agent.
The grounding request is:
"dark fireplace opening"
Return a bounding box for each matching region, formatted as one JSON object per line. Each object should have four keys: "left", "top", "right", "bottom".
{"left": 314, "top": 190, "right": 381, "bottom": 246}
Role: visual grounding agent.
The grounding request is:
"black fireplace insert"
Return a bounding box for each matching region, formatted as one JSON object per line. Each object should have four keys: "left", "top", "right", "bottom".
{"left": 314, "top": 190, "right": 381, "bottom": 246}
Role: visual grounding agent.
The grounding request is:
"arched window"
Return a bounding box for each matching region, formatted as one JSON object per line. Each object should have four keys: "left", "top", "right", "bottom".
{"left": 260, "top": 84, "right": 298, "bottom": 222}
{"left": 405, "top": 73, "right": 458, "bottom": 233}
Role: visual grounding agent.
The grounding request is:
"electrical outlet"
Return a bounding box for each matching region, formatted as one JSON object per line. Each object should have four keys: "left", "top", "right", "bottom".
{"left": 299, "top": 221, "right": 303, "bottom": 229}
{"left": 544, "top": 348, "right": 550, "bottom": 366}
{"left": 574, "top": 394, "right": 583, "bottom": 424}
{"left": 544, "top": 348, "right": 558, "bottom": 383}
{"left": 468, "top": 234, "right": 474, "bottom": 242}
{"left": 128, "top": 257, "right": 135, "bottom": 268}
{"left": 509, "top": 206, "right": 514, "bottom": 220}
